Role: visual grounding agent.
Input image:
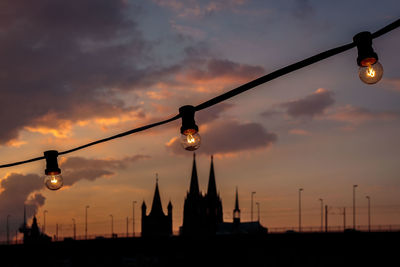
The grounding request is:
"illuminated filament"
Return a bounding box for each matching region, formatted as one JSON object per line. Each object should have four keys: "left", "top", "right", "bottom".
{"left": 51, "top": 177, "right": 58, "bottom": 184}
{"left": 367, "top": 66, "right": 376, "bottom": 77}
{"left": 187, "top": 134, "right": 196, "bottom": 144}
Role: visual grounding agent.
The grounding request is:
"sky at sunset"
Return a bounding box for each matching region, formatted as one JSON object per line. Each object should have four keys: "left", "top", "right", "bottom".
{"left": 1, "top": 0, "right": 400, "bottom": 241}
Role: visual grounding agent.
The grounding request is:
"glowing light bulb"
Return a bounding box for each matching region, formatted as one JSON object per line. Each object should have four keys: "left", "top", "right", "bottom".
{"left": 44, "top": 173, "right": 63, "bottom": 190}
{"left": 180, "top": 129, "right": 201, "bottom": 151}
{"left": 179, "top": 105, "right": 201, "bottom": 151}
{"left": 358, "top": 61, "right": 383, "bottom": 84}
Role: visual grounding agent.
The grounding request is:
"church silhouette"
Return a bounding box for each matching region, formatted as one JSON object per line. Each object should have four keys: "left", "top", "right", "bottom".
{"left": 141, "top": 154, "right": 267, "bottom": 237}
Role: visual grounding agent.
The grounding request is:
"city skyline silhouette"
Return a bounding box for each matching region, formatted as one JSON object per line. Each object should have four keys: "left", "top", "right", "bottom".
{"left": 0, "top": 2, "right": 399, "bottom": 267}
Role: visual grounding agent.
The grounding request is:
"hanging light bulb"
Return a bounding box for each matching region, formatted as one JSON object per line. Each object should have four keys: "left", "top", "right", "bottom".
{"left": 353, "top": 31, "right": 383, "bottom": 84}
{"left": 43, "top": 150, "right": 63, "bottom": 190}
{"left": 179, "top": 105, "right": 201, "bottom": 151}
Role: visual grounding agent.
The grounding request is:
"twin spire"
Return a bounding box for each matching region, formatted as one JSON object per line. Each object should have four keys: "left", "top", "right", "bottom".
{"left": 189, "top": 153, "right": 218, "bottom": 197}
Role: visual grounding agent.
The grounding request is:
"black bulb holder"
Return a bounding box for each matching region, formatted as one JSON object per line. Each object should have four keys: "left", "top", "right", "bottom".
{"left": 353, "top": 31, "right": 378, "bottom": 67}
{"left": 179, "top": 105, "right": 198, "bottom": 135}
{"left": 44, "top": 150, "right": 61, "bottom": 175}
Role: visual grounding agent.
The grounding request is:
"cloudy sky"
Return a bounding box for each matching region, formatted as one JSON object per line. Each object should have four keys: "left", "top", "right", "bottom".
{"left": 0, "top": 0, "right": 400, "bottom": 240}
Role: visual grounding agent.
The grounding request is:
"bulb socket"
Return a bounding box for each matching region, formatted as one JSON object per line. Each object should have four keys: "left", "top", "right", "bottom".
{"left": 353, "top": 31, "right": 378, "bottom": 67}
{"left": 44, "top": 150, "right": 61, "bottom": 175}
{"left": 179, "top": 105, "right": 199, "bottom": 135}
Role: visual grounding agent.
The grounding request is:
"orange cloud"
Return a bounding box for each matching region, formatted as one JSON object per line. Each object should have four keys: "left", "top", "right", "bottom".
{"left": 328, "top": 105, "right": 399, "bottom": 125}
{"left": 5, "top": 139, "right": 27, "bottom": 147}
{"left": 289, "top": 129, "right": 311, "bottom": 136}
{"left": 174, "top": 58, "right": 265, "bottom": 93}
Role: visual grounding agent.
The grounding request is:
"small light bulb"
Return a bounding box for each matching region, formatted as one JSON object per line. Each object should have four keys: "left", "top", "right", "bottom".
{"left": 359, "top": 61, "right": 383, "bottom": 84}
{"left": 44, "top": 173, "right": 63, "bottom": 190}
{"left": 180, "top": 130, "right": 201, "bottom": 151}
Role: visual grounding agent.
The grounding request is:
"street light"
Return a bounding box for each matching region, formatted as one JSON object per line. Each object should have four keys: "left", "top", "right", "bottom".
{"left": 366, "top": 196, "right": 371, "bottom": 232}
{"left": 353, "top": 185, "right": 358, "bottom": 230}
{"left": 85, "top": 205, "right": 89, "bottom": 240}
{"left": 256, "top": 202, "right": 260, "bottom": 222}
{"left": 251, "top": 192, "right": 256, "bottom": 222}
{"left": 109, "top": 214, "right": 114, "bottom": 237}
{"left": 132, "top": 201, "right": 137, "bottom": 237}
{"left": 72, "top": 218, "right": 76, "bottom": 240}
{"left": 299, "top": 188, "right": 303, "bottom": 232}
{"left": 6, "top": 215, "right": 11, "bottom": 245}
{"left": 319, "top": 199, "right": 323, "bottom": 232}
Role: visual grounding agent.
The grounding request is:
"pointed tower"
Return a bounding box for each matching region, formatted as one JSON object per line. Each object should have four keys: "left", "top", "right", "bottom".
{"left": 233, "top": 187, "right": 241, "bottom": 224}
{"left": 149, "top": 175, "right": 164, "bottom": 217}
{"left": 168, "top": 200, "right": 173, "bottom": 232}
{"left": 204, "top": 155, "right": 223, "bottom": 234}
{"left": 207, "top": 155, "right": 217, "bottom": 197}
{"left": 189, "top": 153, "right": 200, "bottom": 195}
{"left": 181, "top": 153, "right": 206, "bottom": 236}
{"left": 141, "top": 175, "right": 172, "bottom": 237}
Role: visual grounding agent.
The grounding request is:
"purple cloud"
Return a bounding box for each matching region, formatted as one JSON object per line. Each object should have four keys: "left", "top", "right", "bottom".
{"left": 0, "top": 0, "right": 154, "bottom": 144}
{"left": 60, "top": 155, "right": 151, "bottom": 186}
{"left": 281, "top": 88, "right": 334, "bottom": 118}
{"left": 166, "top": 120, "right": 277, "bottom": 155}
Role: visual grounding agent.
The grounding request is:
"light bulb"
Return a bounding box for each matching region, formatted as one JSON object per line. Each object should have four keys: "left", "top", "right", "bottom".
{"left": 44, "top": 173, "right": 63, "bottom": 190}
{"left": 359, "top": 61, "right": 383, "bottom": 84}
{"left": 180, "top": 129, "right": 201, "bottom": 151}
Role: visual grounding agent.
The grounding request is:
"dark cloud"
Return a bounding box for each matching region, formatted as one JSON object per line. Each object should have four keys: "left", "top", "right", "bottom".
{"left": 260, "top": 110, "right": 282, "bottom": 118}
{"left": 0, "top": 0, "right": 153, "bottom": 144}
{"left": 281, "top": 88, "right": 334, "bottom": 118}
{"left": 0, "top": 0, "right": 268, "bottom": 145}
{"left": 61, "top": 155, "right": 151, "bottom": 186}
{"left": 181, "top": 58, "right": 265, "bottom": 85}
{"left": 328, "top": 105, "right": 399, "bottom": 125}
{"left": 292, "top": 0, "right": 315, "bottom": 19}
{"left": 166, "top": 120, "right": 277, "bottom": 155}
{"left": 196, "top": 103, "right": 235, "bottom": 124}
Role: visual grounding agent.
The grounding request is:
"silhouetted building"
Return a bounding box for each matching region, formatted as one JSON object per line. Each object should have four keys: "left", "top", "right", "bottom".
{"left": 218, "top": 187, "right": 268, "bottom": 235}
{"left": 181, "top": 154, "right": 223, "bottom": 236}
{"left": 19, "top": 206, "right": 51, "bottom": 244}
{"left": 141, "top": 178, "right": 172, "bottom": 237}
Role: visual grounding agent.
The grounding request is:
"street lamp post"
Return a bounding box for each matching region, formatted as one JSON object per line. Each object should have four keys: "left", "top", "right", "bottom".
{"left": 319, "top": 199, "right": 323, "bottom": 232}
{"left": 85, "top": 205, "right": 90, "bottom": 240}
{"left": 43, "top": 210, "right": 48, "bottom": 233}
{"left": 299, "top": 188, "right": 303, "bottom": 232}
{"left": 132, "top": 201, "right": 137, "bottom": 237}
{"left": 6, "top": 215, "right": 11, "bottom": 245}
{"left": 109, "top": 214, "right": 114, "bottom": 237}
{"left": 353, "top": 185, "right": 358, "bottom": 230}
{"left": 72, "top": 218, "right": 76, "bottom": 240}
{"left": 256, "top": 202, "right": 260, "bottom": 222}
{"left": 366, "top": 196, "right": 371, "bottom": 232}
{"left": 251, "top": 192, "right": 256, "bottom": 222}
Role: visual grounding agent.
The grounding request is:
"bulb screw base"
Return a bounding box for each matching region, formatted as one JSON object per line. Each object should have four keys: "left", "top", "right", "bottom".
{"left": 44, "top": 150, "right": 61, "bottom": 175}
{"left": 179, "top": 105, "right": 199, "bottom": 134}
{"left": 353, "top": 31, "right": 378, "bottom": 67}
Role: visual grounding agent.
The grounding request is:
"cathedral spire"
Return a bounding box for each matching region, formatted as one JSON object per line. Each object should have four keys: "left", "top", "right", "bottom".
{"left": 149, "top": 174, "right": 164, "bottom": 217}
{"left": 207, "top": 155, "right": 217, "bottom": 197}
{"left": 234, "top": 187, "right": 240, "bottom": 211}
{"left": 233, "top": 186, "right": 241, "bottom": 224}
{"left": 189, "top": 153, "right": 200, "bottom": 195}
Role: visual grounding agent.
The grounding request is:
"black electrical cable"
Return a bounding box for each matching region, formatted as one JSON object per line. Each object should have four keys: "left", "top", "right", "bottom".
{"left": 0, "top": 18, "right": 399, "bottom": 169}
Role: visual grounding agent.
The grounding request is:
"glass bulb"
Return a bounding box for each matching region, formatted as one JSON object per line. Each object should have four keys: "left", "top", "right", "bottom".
{"left": 180, "top": 131, "right": 201, "bottom": 151}
{"left": 359, "top": 61, "right": 383, "bottom": 84}
{"left": 44, "top": 174, "right": 63, "bottom": 190}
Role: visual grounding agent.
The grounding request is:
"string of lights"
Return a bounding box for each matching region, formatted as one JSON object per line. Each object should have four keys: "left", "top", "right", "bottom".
{"left": 0, "top": 18, "right": 399, "bottom": 190}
